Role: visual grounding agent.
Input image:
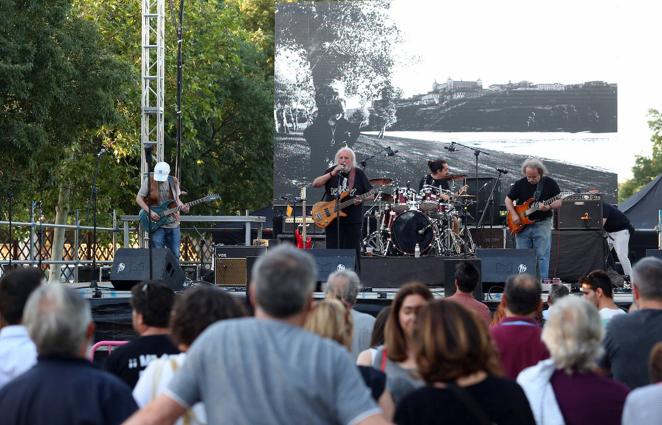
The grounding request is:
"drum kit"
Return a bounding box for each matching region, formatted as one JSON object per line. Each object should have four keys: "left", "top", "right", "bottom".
{"left": 363, "top": 176, "right": 477, "bottom": 257}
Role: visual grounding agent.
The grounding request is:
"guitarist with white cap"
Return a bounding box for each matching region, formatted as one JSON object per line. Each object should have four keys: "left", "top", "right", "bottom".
{"left": 312, "top": 147, "right": 372, "bottom": 254}
{"left": 505, "top": 158, "right": 562, "bottom": 280}
{"left": 136, "top": 161, "right": 189, "bottom": 261}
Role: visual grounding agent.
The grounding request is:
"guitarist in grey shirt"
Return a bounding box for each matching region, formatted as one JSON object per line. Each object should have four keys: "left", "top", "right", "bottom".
{"left": 505, "top": 158, "right": 561, "bottom": 280}
{"left": 136, "top": 161, "right": 189, "bottom": 261}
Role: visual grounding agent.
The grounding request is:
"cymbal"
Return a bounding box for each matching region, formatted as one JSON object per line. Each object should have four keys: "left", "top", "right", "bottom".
{"left": 375, "top": 193, "right": 394, "bottom": 202}
{"left": 369, "top": 178, "right": 393, "bottom": 186}
{"left": 453, "top": 194, "right": 476, "bottom": 198}
{"left": 442, "top": 174, "right": 467, "bottom": 181}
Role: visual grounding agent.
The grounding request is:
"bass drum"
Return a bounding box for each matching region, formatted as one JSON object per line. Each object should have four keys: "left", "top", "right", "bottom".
{"left": 391, "top": 210, "right": 434, "bottom": 255}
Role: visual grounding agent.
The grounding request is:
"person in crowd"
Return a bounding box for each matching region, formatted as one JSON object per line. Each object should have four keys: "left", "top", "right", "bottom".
{"left": 580, "top": 269, "right": 625, "bottom": 326}
{"left": 518, "top": 297, "right": 629, "bottom": 425}
{"left": 445, "top": 261, "right": 490, "bottom": 324}
{"left": 622, "top": 342, "right": 662, "bottom": 425}
{"left": 0, "top": 267, "right": 43, "bottom": 389}
{"left": 357, "top": 306, "right": 391, "bottom": 365}
{"left": 602, "top": 200, "right": 634, "bottom": 279}
{"left": 133, "top": 285, "right": 245, "bottom": 425}
{"left": 490, "top": 274, "right": 549, "bottom": 380}
{"left": 324, "top": 269, "right": 376, "bottom": 360}
{"left": 0, "top": 284, "right": 138, "bottom": 424}
{"left": 124, "top": 244, "right": 388, "bottom": 425}
{"left": 490, "top": 296, "right": 507, "bottom": 326}
{"left": 601, "top": 257, "right": 662, "bottom": 389}
{"left": 136, "top": 161, "right": 189, "bottom": 261}
{"left": 312, "top": 146, "right": 373, "bottom": 253}
{"left": 105, "top": 280, "right": 179, "bottom": 388}
{"left": 305, "top": 298, "right": 395, "bottom": 420}
{"left": 542, "top": 283, "right": 569, "bottom": 322}
{"left": 357, "top": 282, "right": 433, "bottom": 404}
{"left": 395, "top": 300, "right": 535, "bottom": 425}
{"left": 505, "top": 158, "right": 562, "bottom": 280}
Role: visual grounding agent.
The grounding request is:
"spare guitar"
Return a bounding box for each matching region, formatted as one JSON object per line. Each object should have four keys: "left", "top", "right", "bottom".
{"left": 311, "top": 188, "right": 378, "bottom": 229}
{"left": 139, "top": 193, "right": 220, "bottom": 233}
{"left": 507, "top": 191, "right": 573, "bottom": 234}
{"left": 295, "top": 187, "right": 312, "bottom": 249}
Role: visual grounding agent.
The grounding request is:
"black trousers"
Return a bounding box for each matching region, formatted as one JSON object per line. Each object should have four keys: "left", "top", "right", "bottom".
{"left": 325, "top": 221, "right": 362, "bottom": 253}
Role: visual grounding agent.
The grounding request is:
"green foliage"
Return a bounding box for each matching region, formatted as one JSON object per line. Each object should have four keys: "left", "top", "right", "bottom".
{"left": 619, "top": 109, "right": 662, "bottom": 201}
{"left": 3, "top": 0, "right": 275, "bottom": 224}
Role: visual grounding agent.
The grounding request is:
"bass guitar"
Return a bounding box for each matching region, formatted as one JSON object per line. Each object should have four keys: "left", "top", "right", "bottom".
{"left": 139, "top": 193, "right": 220, "bottom": 233}
{"left": 507, "top": 191, "right": 573, "bottom": 234}
{"left": 311, "top": 188, "right": 378, "bottom": 229}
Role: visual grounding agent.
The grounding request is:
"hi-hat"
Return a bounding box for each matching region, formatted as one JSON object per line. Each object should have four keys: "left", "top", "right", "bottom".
{"left": 369, "top": 178, "right": 393, "bottom": 186}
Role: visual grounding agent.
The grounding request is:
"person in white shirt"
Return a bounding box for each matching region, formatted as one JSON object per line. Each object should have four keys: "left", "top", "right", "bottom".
{"left": 580, "top": 269, "right": 625, "bottom": 326}
{"left": 0, "top": 268, "right": 43, "bottom": 389}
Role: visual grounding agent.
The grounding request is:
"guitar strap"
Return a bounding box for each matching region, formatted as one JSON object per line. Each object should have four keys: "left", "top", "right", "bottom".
{"left": 167, "top": 176, "right": 177, "bottom": 202}
{"left": 533, "top": 178, "right": 544, "bottom": 202}
{"left": 348, "top": 167, "right": 356, "bottom": 193}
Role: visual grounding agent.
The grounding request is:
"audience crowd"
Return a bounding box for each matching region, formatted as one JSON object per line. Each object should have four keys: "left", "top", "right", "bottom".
{"left": 0, "top": 245, "right": 661, "bottom": 425}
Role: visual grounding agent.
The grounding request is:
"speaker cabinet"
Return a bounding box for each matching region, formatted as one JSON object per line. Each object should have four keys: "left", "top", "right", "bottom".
{"left": 110, "top": 248, "right": 185, "bottom": 291}
{"left": 214, "top": 246, "right": 267, "bottom": 259}
{"left": 557, "top": 199, "right": 602, "bottom": 230}
{"left": 306, "top": 249, "right": 356, "bottom": 283}
{"left": 476, "top": 248, "right": 537, "bottom": 282}
{"left": 470, "top": 228, "right": 507, "bottom": 248}
{"left": 466, "top": 177, "right": 502, "bottom": 226}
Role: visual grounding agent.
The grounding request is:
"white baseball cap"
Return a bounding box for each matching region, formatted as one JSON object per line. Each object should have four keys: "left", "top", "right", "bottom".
{"left": 153, "top": 162, "right": 170, "bottom": 182}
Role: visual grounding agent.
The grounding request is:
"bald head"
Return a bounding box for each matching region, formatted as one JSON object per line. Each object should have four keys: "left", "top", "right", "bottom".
{"left": 504, "top": 273, "right": 542, "bottom": 316}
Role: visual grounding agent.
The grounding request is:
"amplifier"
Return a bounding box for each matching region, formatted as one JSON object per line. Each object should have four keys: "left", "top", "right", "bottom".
{"left": 282, "top": 217, "right": 324, "bottom": 234}
{"left": 557, "top": 199, "right": 602, "bottom": 230}
{"left": 215, "top": 256, "right": 259, "bottom": 286}
{"left": 470, "top": 228, "right": 507, "bottom": 249}
{"left": 214, "top": 245, "right": 267, "bottom": 259}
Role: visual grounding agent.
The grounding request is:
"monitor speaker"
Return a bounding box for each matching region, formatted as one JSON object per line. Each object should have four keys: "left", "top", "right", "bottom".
{"left": 110, "top": 248, "right": 185, "bottom": 291}
{"left": 476, "top": 248, "right": 537, "bottom": 282}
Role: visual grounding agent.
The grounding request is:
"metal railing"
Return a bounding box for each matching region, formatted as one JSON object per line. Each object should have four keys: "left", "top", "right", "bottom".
{"left": 0, "top": 213, "right": 266, "bottom": 282}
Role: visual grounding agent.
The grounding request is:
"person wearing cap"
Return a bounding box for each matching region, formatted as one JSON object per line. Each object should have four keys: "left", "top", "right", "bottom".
{"left": 136, "top": 162, "right": 189, "bottom": 260}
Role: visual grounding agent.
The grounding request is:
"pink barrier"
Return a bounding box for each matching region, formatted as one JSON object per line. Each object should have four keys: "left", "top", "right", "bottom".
{"left": 89, "top": 340, "right": 128, "bottom": 361}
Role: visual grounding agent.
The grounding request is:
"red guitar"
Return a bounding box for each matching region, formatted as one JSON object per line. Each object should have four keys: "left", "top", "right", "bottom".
{"left": 295, "top": 187, "right": 312, "bottom": 249}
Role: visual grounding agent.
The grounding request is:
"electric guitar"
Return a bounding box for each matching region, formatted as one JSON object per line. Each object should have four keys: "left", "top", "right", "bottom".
{"left": 311, "top": 188, "right": 378, "bottom": 229}
{"left": 295, "top": 187, "right": 312, "bottom": 249}
{"left": 139, "top": 193, "right": 220, "bottom": 233}
{"left": 507, "top": 191, "right": 573, "bottom": 234}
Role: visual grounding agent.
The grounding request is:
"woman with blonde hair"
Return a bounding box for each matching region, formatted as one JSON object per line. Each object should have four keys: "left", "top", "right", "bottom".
{"left": 395, "top": 300, "right": 534, "bottom": 425}
{"left": 357, "top": 282, "right": 432, "bottom": 404}
{"left": 517, "top": 296, "right": 629, "bottom": 425}
{"left": 305, "top": 298, "right": 395, "bottom": 419}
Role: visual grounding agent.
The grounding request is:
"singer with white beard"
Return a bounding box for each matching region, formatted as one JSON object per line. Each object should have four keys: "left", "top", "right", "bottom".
{"left": 312, "top": 147, "right": 372, "bottom": 252}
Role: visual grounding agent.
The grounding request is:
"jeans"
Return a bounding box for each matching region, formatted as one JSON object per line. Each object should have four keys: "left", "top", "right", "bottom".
{"left": 515, "top": 219, "right": 552, "bottom": 279}
{"left": 150, "top": 226, "right": 181, "bottom": 262}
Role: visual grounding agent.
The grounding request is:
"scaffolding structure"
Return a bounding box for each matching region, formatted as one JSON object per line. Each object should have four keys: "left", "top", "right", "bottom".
{"left": 140, "top": 0, "right": 165, "bottom": 173}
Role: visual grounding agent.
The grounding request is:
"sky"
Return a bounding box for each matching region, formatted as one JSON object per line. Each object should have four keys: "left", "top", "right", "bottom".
{"left": 385, "top": 0, "right": 662, "bottom": 180}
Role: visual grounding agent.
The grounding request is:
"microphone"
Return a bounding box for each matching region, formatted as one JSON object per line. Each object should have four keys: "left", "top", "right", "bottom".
{"left": 97, "top": 148, "right": 107, "bottom": 157}
{"left": 496, "top": 168, "right": 509, "bottom": 174}
{"left": 385, "top": 146, "right": 398, "bottom": 156}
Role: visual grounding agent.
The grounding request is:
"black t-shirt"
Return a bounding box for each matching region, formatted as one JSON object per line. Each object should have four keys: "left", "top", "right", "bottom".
{"left": 419, "top": 174, "right": 450, "bottom": 191}
{"left": 394, "top": 375, "right": 535, "bottom": 425}
{"left": 104, "top": 334, "right": 180, "bottom": 388}
{"left": 602, "top": 202, "right": 630, "bottom": 233}
{"left": 507, "top": 176, "right": 561, "bottom": 221}
{"left": 323, "top": 166, "right": 372, "bottom": 223}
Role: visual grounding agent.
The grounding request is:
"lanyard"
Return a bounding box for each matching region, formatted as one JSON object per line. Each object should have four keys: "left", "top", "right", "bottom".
{"left": 501, "top": 320, "right": 538, "bottom": 327}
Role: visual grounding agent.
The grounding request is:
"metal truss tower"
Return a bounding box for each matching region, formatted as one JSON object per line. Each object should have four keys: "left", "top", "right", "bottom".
{"left": 141, "top": 0, "right": 165, "bottom": 174}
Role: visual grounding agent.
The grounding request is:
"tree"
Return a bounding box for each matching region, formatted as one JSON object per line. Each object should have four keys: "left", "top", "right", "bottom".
{"left": 276, "top": 0, "right": 399, "bottom": 120}
{"left": 370, "top": 80, "right": 400, "bottom": 138}
{"left": 619, "top": 109, "right": 662, "bottom": 201}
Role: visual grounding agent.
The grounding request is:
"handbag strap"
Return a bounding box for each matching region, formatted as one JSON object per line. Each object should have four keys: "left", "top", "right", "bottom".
{"left": 446, "top": 381, "right": 493, "bottom": 425}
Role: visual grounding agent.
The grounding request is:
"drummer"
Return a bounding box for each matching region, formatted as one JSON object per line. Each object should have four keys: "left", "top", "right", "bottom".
{"left": 418, "top": 159, "right": 467, "bottom": 200}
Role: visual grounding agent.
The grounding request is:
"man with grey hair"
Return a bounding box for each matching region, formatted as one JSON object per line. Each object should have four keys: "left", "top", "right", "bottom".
{"left": 125, "top": 245, "right": 387, "bottom": 425}
{"left": 324, "top": 269, "right": 375, "bottom": 360}
{"left": 601, "top": 256, "right": 662, "bottom": 389}
{"left": 505, "top": 158, "right": 562, "bottom": 279}
{"left": 0, "top": 284, "right": 138, "bottom": 424}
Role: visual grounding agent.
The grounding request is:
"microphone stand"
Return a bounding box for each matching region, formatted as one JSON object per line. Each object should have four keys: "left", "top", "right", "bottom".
{"left": 335, "top": 176, "right": 344, "bottom": 249}
{"left": 359, "top": 146, "right": 396, "bottom": 170}
{"left": 7, "top": 189, "right": 14, "bottom": 270}
{"left": 90, "top": 148, "right": 103, "bottom": 298}
{"left": 476, "top": 169, "right": 506, "bottom": 229}
{"left": 145, "top": 148, "right": 154, "bottom": 280}
{"left": 449, "top": 141, "right": 490, "bottom": 228}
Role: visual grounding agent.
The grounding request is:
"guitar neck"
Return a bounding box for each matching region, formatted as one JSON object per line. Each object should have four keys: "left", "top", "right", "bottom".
{"left": 531, "top": 192, "right": 571, "bottom": 209}
{"left": 337, "top": 189, "right": 375, "bottom": 210}
{"left": 163, "top": 198, "right": 203, "bottom": 216}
